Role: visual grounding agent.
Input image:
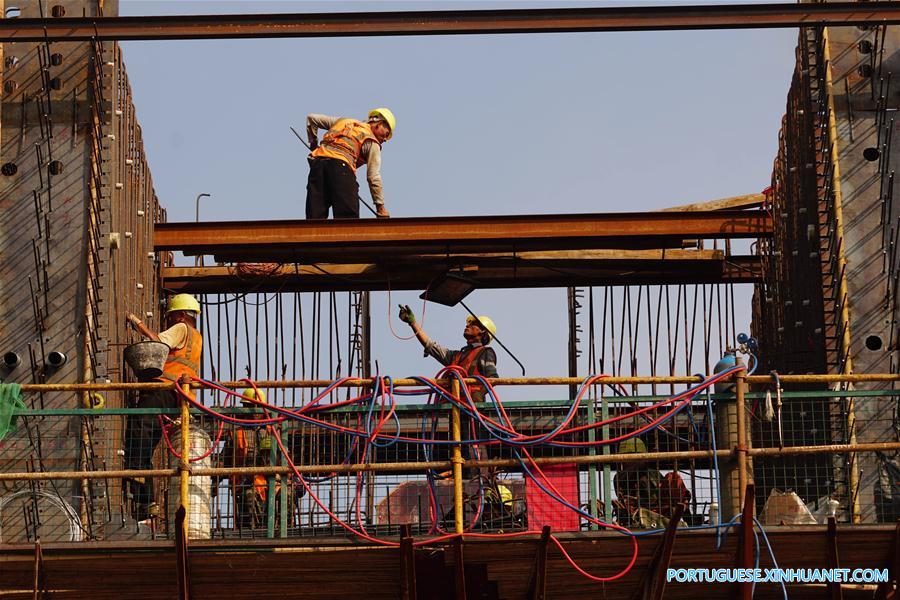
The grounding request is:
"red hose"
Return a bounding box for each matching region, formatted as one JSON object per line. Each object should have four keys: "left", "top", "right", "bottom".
{"left": 163, "top": 369, "right": 742, "bottom": 585}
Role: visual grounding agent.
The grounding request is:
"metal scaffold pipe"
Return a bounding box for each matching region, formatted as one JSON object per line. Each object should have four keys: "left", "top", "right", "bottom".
{"left": 15, "top": 372, "right": 900, "bottom": 393}
{"left": 180, "top": 381, "right": 191, "bottom": 536}
{"left": 2, "top": 442, "right": 899, "bottom": 481}
{"left": 450, "top": 378, "right": 465, "bottom": 535}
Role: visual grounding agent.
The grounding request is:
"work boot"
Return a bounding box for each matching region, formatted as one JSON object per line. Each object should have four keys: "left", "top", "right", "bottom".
{"left": 134, "top": 503, "right": 149, "bottom": 521}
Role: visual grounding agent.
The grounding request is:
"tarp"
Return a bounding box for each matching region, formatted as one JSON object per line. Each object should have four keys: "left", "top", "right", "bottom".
{"left": 0, "top": 383, "right": 25, "bottom": 441}
{"left": 526, "top": 463, "right": 580, "bottom": 532}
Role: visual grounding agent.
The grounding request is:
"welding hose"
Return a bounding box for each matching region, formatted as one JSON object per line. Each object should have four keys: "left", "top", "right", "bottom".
{"left": 267, "top": 406, "right": 641, "bottom": 584}
{"left": 477, "top": 378, "right": 640, "bottom": 582}
{"left": 430, "top": 366, "right": 743, "bottom": 448}
{"left": 177, "top": 370, "right": 739, "bottom": 586}
{"left": 181, "top": 365, "right": 741, "bottom": 451}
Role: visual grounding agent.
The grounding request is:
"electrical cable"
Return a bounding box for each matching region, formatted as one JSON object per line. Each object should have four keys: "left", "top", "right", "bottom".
{"left": 169, "top": 364, "right": 747, "bottom": 585}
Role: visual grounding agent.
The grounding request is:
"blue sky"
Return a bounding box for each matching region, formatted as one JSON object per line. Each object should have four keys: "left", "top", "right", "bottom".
{"left": 120, "top": 1, "right": 795, "bottom": 393}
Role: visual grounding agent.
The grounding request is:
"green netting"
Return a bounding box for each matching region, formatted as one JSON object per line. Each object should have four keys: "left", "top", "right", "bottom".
{"left": 0, "top": 383, "right": 25, "bottom": 441}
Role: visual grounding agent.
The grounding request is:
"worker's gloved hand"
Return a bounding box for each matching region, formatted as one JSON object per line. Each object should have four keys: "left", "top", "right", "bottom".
{"left": 398, "top": 304, "right": 415, "bottom": 325}
{"left": 126, "top": 313, "right": 141, "bottom": 328}
{"left": 376, "top": 205, "right": 391, "bottom": 218}
{"left": 178, "top": 373, "right": 192, "bottom": 388}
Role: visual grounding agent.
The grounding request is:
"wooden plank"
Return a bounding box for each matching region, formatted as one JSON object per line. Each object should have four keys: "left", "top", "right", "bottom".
{"left": 454, "top": 537, "right": 467, "bottom": 600}
{"left": 662, "top": 193, "right": 765, "bottom": 212}
{"left": 0, "top": 526, "right": 896, "bottom": 599}
{"left": 736, "top": 484, "right": 755, "bottom": 600}
{"left": 644, "top": 503, "right": 685, "bottom": 600}
{"left": 32, "top": 540, "right": 43, "bottom": 600}
{"left": 528, "top": 526, "right": 552, "bottom": 600}
{"left": 826, "top": 517, "right": 843, "bottom": 600}
{"left": 174, "top": 507, "right": 190, "bottom": 600}
{"left": 399, "top": 524, "right": 416, "bottom": 600}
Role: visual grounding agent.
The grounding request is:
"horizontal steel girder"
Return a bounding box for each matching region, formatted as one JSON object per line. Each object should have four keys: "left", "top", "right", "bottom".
{"left": 160, "top": 250, "right": 762, "bottom": 294}
{"left": 1, "top": 3, "right": 899, "bottom": 41}
{"left": 154, "top": 211, "right": 771, "bottom": 265}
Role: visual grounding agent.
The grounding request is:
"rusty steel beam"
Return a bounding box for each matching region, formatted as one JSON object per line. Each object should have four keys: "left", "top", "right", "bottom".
{"left": 160, "top": 254, "right": 762, "bottom": 293}
{"left": 1, "top": 3, "right": 899, "bottom": 41}
{"left": 154, "top": 211, "right": 771, "bottom": 264}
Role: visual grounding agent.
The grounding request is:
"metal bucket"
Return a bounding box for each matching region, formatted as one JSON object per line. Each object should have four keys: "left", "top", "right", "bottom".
{"left": 123, "top": 341, "right": 170, "bottom": 380}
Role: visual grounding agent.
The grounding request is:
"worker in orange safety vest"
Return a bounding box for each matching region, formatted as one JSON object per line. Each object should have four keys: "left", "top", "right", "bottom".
{"left": 125, "top": 294, "right": 203, "bottom": 522}
{"left": 306, "top": 108, "right": 395, "bottom": 219}
{"left": 398, "top": 307, "right": 498, "bottom": 402}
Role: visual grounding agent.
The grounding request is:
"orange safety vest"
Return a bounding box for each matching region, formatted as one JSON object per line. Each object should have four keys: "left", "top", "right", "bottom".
{"left": 253, "top": 474, "right": 282, "bottom": 502}
{"left": 157, "top": 324, "right": 202, "bottom": 400}
{"left": 452, "top": 346, "right": 488, "bottom": 399}
{"left": 311, "top": 118, "right": 380, "bottom": 172}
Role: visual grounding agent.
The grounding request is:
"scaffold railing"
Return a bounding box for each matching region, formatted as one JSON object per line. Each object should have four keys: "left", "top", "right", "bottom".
{"left": 1, "top": 370, "right": 898, "bottom": 554}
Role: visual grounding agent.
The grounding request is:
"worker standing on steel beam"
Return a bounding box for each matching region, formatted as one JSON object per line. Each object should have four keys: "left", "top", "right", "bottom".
{"left": 124, "top": 294, "right": 204, "bottom": 523}
{"left": 398, "top": 307, "right": 498, "bottom": 401}
{"left": 305, "top": 108, "right": 394, "bottom": 219}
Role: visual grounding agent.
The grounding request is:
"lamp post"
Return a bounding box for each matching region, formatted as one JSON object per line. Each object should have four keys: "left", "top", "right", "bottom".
{"left": 194, "top": 193, "right": 211, "bottom": 266}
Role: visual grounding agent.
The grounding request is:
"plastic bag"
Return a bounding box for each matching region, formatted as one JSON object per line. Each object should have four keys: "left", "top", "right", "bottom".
{"left": 759, "top": 488, "right": 817, "bottom": 525}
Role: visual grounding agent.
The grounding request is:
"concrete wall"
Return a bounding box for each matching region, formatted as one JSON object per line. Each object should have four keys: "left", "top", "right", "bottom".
{"left": 0, "top": 0, "right": 164, "bottom": 541}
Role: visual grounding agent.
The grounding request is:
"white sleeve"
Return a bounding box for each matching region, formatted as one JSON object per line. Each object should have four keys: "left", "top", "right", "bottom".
{"left": 158, "top": 322, "right": 188, "bottom": 350}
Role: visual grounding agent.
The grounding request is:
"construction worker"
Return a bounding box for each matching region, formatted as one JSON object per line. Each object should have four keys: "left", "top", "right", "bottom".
{"left": 305, "top": 108, "right": 394, "bottom": 219}
{"left": 397, "top": 306, "right": 498, "bottom": 401}
{"left": 220, "top": 388, "right": 281, "bottom": 529}
{"left": 124, "top": 294, "right": 203, "bottom": 522}
{"left": 612, "top": 437, "right": 691, "bottom": 528}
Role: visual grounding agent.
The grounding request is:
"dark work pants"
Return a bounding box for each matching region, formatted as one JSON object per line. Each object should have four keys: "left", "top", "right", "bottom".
{"left": 124, "top": 388, "right": 177, "bottom": 519}
{"left": 306, "top": 157, "right": 360, "bottom": 219}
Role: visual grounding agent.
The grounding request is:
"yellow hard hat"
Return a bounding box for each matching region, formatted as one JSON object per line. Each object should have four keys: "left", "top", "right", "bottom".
{"left": 485, "top": 483, "right": 513, "bottom": 506}
{"left": 466, "top": 315, "right": 497, "bottom": 343}
{"left": 497, "top": 484, "right": 513, "bottom": 506}
{"left": 368, "top": 107, "right": 395, "bottom": 140}
{"left": 166, "top": 293, "right": 201, "bottom": 315}
{"left": 618, "top": 438, "right": 647, "bottom": 455}
{"left": 241, "top": 388, "right": 267, "bottom": 405}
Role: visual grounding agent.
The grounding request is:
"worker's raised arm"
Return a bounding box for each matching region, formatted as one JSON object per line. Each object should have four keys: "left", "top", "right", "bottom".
{"left": 306, "top": 114, "right": 339, "bottom": 150}
{"left": 398, "top": 305, "right": 429, "bottom": 348}
{"left": 363, "top": 141, "right": 389, "bottom": 217}
{"left": 126, "top": 313, "right": 161, "bottom": 342}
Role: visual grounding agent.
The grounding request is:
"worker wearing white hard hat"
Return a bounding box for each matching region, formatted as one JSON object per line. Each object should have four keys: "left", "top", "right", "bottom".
{"left": 305, "top": 108, "right": 395, "bottom": 219}
{"left": 124, "top": 294, "right": 204, "bottom": 523}
{"left": 398, "top": 306, "right": 498, "bottom": 401}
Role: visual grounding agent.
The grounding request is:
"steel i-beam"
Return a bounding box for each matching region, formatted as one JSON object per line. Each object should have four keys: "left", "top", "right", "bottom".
{"left": 1, "top": 3, "right": 900, "bottom": 41}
